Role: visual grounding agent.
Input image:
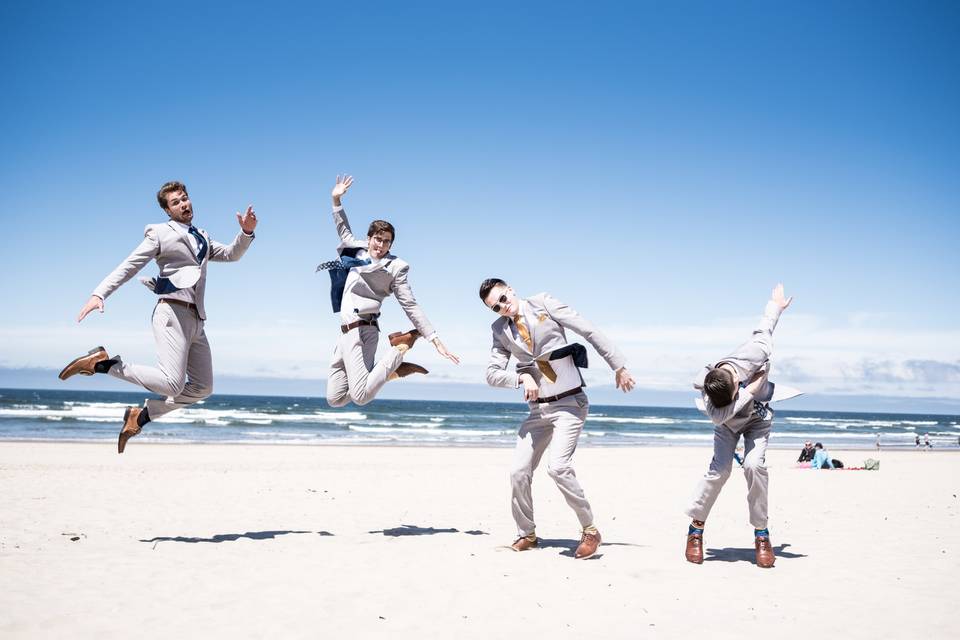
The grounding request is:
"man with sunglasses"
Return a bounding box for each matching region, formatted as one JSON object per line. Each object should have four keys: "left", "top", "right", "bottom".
{"left": 323, "top": 175, "right": 459, "bottom": 407}
{"left": 479, "top": 278, "right": 636, "bottom": 559}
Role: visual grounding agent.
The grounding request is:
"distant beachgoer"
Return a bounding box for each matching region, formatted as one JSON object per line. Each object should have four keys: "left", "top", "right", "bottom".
{"left": 685, "top": 284, "right": 793, "bottom": 569}
{"left": 797, "top": 441, "right": 816, "bottom": 463}
{"left": 915, "top": 434, "right": 921, "bottom": 447}
{"left": 480, "top": 277, "right": 636, "bottom": 560}
{"left": 810, "top": 443, "right": 833, "bottom": 469}
{"left": 924, "top": 433, "right": 932, "bottom": 449}
{"left": 875, "top": 433, "right": 881, "bottom": 451}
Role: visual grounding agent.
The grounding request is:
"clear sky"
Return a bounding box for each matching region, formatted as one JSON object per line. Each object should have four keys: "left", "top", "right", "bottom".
{"left": 1, "top": 1, "right": 958, "bottom": 409}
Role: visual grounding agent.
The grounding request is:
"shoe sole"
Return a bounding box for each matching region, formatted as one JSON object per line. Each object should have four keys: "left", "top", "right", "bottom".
{"left": 58, "top": 346, "right": 106, "bottom": 380}
{"left": 388, "top": 330, "right": 420, "bottom": 347}
{"left": 118, "top": 407, "right": 132, "bottom": 454}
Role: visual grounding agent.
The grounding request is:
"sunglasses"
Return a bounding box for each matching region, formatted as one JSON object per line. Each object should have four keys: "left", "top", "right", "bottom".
{"left": 489, "top": 294, "right": 508, "bottom": 314}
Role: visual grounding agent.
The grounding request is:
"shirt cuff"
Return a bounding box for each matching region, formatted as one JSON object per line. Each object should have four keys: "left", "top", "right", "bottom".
{"left": 332, "top": 205, "right": 344, "bottom": 213}
{"left": 242, "top": 230, "right": 255, "bottom": 238}
{"left": 424, "top": 332, "right": 438, "bottom": 343}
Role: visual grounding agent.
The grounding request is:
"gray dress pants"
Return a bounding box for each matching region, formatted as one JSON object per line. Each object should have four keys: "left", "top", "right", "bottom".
{"left": 325, "top": 324, "right": 404, "bottom": 407}
{"left": 108, "top": 301, "right": 213, "bottom": 420}
{"left": 685, "top": 416, "right": 772, "bottom": 529}
{"left": 510, "top": 393, "right": 593, "bottom": 536}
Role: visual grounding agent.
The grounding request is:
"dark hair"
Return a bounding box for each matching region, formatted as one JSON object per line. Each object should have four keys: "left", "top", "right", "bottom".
{"left": 815, "top": 443, "right": 823, "bottom": 449}
{"left": 479, "top": 278, "right": 507, "bottom": 302}
{"left": 704, "top": 368, "right": 735, "bottom": 408}
{"left": 367, "top": 220, "right": 395, "bottom": 242}
{"left": 157, "top": 181, "right": 188, "bottom": 210}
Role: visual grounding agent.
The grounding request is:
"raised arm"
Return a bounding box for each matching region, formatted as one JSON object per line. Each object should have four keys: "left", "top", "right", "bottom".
{"left": 717, "top": 284, "right": 793, "bottom": 378}
{"left": 209, "top": 205, "right": 257, "bottom": 262}
{"left": 539, "top": 293, "right": 635, "bottom": 391}
{"left": 330, "top": 174, "right": 356, "bottom": 244}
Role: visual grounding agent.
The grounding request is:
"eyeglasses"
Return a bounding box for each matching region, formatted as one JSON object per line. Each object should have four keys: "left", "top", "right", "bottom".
{"left": 489, "top": 294, "right": 508, "bottom": 314}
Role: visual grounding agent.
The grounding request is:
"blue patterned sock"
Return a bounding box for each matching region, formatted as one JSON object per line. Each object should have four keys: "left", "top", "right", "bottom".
{"left": 754, "top": 528, "right": 770, "bottom": 538}
{"left": 688, "top": 524, "right": 704, "bottom": 536}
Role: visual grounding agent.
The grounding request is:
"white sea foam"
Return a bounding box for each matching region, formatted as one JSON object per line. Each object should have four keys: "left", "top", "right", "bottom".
{"left": 588, "top": 416, "right": 678, "bottom": 425}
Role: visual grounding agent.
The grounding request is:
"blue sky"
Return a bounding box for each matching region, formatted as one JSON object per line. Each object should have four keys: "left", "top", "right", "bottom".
{"left": 1, "top": 1, "right": 958, "bottom": 409}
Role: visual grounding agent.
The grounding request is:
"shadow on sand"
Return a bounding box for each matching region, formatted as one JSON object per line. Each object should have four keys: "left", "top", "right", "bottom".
{"left": 140, "top": 530, "right": 333, "bottom": 544}
{"left": 705, "top": 542, "right": 806, "bottom": 563}
{"left": 369, "top": 524, "right": 490, "bottom": 537}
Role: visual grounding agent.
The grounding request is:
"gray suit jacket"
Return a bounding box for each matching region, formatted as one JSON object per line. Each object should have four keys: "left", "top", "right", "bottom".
{"left": 693, "top": 300, "right": 783, "bottom": 430}
{"left": 486, "top": 293, "right": 627, "bottom": 390}
{"left": 92, "top": 220, "right": 254, "bottom": 320}
{"left": 332, "top": 206, "right": 435, "bottom": 338}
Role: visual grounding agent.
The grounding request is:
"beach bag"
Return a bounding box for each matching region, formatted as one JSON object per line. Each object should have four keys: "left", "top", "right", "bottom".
{"left": 864, "top": 458, "right": 880, "bottom": 470}
{"left": 831, "top": 459, "right": 844, "bottom": 468}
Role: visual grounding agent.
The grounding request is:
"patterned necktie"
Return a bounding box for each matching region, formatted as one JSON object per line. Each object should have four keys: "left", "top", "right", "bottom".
{"left": 188, "top": 226, "right": 208, "bottom": 263}
{"left": 514, "top": 315, "right": 557, "bottom": 383}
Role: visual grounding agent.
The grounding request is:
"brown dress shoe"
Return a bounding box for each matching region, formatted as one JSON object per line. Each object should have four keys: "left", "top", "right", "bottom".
{"left": 58, "top": 347, "right": 109, "bottom": 380}
{"left": 118, "top": 407, "right": 143, "bottom": 454}
{"left": 388, "top": 329, "right": 421, "bottom": 349}
{"left": 510, "top": 536, "right": 539, "bottom": 552}
{"left": 755, "top": 536, "right": 775, "bottom": 568}
{"left": 387, "top": 362, "right": 429, "bottom": 381}
{"left": 575, "top": 530, "right": 602, "bottom": 559}
{"left": 685, "top": 533, "right": 704, "bottom": 564}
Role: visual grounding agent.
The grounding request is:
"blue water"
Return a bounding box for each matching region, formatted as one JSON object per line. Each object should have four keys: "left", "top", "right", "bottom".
{"left": 0, "top": 388, "right": 957, "bottom": 449}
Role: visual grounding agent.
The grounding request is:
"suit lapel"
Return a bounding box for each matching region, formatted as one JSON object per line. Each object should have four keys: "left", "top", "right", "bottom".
{"left": 167, "top": 221, "right": 200, "bottom": 264}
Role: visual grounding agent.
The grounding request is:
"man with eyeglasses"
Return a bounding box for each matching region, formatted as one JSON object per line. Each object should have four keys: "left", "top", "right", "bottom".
{"left": 321, "top": 175, "right": 459, "bottom": 407}
{"left": 479, "top": 278, "right": 636, "bottom": 559}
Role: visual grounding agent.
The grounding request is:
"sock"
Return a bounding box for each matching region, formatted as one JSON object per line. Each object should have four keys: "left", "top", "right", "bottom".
{"left": 523, "top": 531, "right": 537, "bottom": 541}
{"left": 754, "top": 527, "right": 770, "bottom": 538}
{"left": 137, "top": 407, "right": 151, "bottom": 428}
{"left": 583, "top": 524, "right": 599, "bottom": 535}
{"left": 395, "top": 344, "right": 410, "bottom": 355}
{"left": 94, "top": 358, "right": 119, "bottom": 374}
{"left": 688, "top": 523, "right": 704, "bottom": 536}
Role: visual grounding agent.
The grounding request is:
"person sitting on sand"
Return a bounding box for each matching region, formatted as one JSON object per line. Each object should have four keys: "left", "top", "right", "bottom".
{"left": 797, "top": 441, "right": 816, "bottom": 463}
{"left": 810, "top": 442, "right": 833, "bottom": 469}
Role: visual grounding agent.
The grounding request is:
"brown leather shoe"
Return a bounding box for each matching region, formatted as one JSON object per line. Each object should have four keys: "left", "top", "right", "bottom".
{"left": 387, "top": 362, "right": 429, "bottom": 381}
{"left": 685, "top": 532, "right": 704, "bottom": 564}
{"left": 510, "top": 536, "right": 539, "bottom": 552}
{"left": 118, "top": 407, "right": 142, "bottom": 454}
{"left": 58, "top": 347, "right": 109, "bottom": 380}
{"left": 388, "top": 329, "right": 420, "bottom": 349}
{"left": 575, "top": 530, "right": 601, "bottom": 559}
{"left": 755, "top": 536, "right": 775, "bottom": 568}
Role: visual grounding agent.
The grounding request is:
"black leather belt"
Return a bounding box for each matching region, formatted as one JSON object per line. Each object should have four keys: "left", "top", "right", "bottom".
{"left": 536, "top": 386, "right": 583, "bottom": 403}
{"left": 159, "top": 298, "right": 198, "bottom": 312}
{"left": 341, "top": 319, "right": 379, "bottom": 334}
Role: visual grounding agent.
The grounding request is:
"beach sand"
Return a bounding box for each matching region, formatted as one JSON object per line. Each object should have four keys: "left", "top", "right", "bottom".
{"left": 0, "top": 442, "right": 956, "bottom": 638}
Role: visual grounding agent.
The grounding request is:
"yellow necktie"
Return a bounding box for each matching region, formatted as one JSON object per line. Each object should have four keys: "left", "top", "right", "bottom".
{"left": 515, "top": 315, "right": 556, "bottom": 383}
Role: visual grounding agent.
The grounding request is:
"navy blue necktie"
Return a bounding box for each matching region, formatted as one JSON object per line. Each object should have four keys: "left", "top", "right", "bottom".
{"left": 188, "top": 226, "right": 208, "bottom": 262}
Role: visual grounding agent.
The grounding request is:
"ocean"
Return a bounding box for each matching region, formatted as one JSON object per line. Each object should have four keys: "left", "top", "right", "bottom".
{"left": 1, "top": 387, "right": 957, "bottom": 450}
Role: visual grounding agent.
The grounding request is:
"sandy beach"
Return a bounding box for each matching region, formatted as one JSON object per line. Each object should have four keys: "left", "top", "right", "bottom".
{"left": 0, "top": 442, "right": 956, "bottom": 639}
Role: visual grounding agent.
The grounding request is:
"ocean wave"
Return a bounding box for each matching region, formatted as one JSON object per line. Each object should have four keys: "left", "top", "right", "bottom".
{"left": 347, "top": 424, "right": 508, "bottom": 437}
{"left": 0, "top": 404, "right": 366, "bottom": 426}
{"left": 588, "top": 416, "right": 679, "bottom": 425}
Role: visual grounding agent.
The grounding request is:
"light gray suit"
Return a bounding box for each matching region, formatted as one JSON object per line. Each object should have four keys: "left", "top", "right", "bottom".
{"left": 325, "top": 205, "right": 436, "bottom": 407}
{"left": 685, "top": 300, "right": 784, "bottom": 529}
{"left": 92, "top": 220, "right": 253, "bottom": 419}
{"left": 486, "top": 293, "right": 627, "bottom": 537}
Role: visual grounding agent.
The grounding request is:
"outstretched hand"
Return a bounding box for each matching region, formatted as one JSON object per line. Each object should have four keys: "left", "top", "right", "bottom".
{"left": 771, "top": 283, "right": 793, "bottom": 311}
{"left": 237, "top": 205, "right": 257, "bottom": 233}
{"left": 433, "top": 338, "right": 460, "bottom": 365}
{"left": 332, "top": 175, "right": 354, "bottom": 205}
{"left": 77, "top": 295, "right": 104, "bottom": 323}
{"left": 615, "top": 367, "right": 636, "bottom": 392}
